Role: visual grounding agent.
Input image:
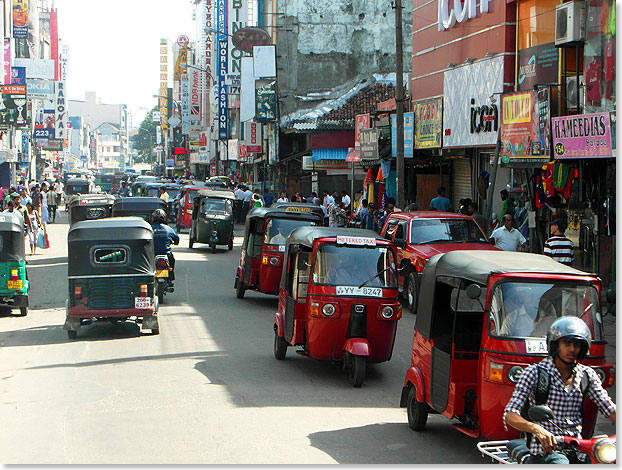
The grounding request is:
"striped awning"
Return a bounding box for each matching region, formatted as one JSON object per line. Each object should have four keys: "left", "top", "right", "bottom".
{"left": 311, "top": 148, "right": 348, "bottom": 162}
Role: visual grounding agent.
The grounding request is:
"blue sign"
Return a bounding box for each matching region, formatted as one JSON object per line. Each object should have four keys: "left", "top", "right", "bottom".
{"left": 166, "top": 159, "right": 174, "bottom": 167}
{"left": 81, "top": 155, "right": 88, "bottom": 162}
{"left": 11, "top": 67, "right": 26, "bottom": 85}
{"left": 33, "top": 128, "right": 54, "bottom": 139}
{"left": 217, "top": 0, "right": 228, "bottom": 140}
{"left": 21, "top": 134, "right": 28, "bottom": 161}
{"left": 391, "top": 112, "right": 414, "bottom": 158}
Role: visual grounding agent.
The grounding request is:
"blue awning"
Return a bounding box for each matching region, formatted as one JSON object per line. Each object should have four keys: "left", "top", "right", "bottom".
{"left": 312, "top": 148, "right": 348, "bottom": 162}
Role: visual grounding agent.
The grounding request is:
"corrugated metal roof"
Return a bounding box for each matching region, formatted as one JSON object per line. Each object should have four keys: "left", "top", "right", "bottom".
{"left": 312, "top": 148, "right": 349, "bottom": 161}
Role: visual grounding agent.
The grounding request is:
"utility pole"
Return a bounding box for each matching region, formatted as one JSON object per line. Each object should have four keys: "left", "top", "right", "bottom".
{"left": 394, "top": 0, "right": 405, "bottom": 209}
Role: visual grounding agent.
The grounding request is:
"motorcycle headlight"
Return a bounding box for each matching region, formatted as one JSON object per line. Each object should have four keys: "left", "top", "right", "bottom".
{"left": 211, "top": 230, "right": 218, "bottom": 236}
{"left": 507, "top": 366, "right": 524, "bottom": 383}
{"left": 322, "top": 304, "right": 336, "bottom": 317}
{"left": 594, "top": 367, "right": 606, "bottom": 384}
{"left": 593, "top": 438, "right": 616, "bottom": 464}
{"left": 380, "top": 306, "right": 394, "bottom": 319}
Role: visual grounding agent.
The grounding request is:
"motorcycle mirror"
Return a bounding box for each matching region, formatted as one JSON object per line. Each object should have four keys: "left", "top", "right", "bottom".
{"left": 528, "top": 405, "right": 555, "bottom": 422}
{"left": 466, "top": 283, "right": 482, "bottom": 300}
{"left": 606, "top": 287, "right": 616, "bottom": 305}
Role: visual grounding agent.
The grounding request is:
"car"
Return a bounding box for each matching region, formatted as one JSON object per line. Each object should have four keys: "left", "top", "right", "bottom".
{"left": 379, "top": 211, "right": 498, "bottom": 313}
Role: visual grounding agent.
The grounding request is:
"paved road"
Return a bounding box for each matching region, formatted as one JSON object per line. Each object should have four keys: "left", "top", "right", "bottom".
{"left": 0, "top": 214, "right": 615, "bottom": 464}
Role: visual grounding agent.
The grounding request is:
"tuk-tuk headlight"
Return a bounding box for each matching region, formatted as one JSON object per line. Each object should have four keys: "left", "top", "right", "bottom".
{"left": 310, "top": 301, "right": 320, "bottom": 318}
{"left": 593, "top": 438, "right": 616, "bottom": 464}
{"left": 322, "top": 304, "right": 336, "bottom": 317}
{"left": 380, "top": 306, "right": 394, "bottom": 319}
{"left": 269, "top": 257, "right": 279, "bottom": 266}
{"left": 489, "top": 362, "right": 504, "bottom": 383}
{"left": 594, "top": 367, "right": 606, "bottom": 384}
{"left": 507, "top": 366, "right": 524, "bottom": 383}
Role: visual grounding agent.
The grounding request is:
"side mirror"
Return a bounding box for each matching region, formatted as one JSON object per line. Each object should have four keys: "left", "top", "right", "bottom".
{"left": 528, "top": 405, "right": 555, "bottom": 423}
{"left": 466, "top": 283, "right": 482, "bottom": 300}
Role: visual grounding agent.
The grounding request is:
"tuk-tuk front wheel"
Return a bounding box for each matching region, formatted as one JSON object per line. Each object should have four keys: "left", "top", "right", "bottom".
{"left": 151, "top": 328, "right": 160, "bottom": 335}
{"left": 406, "top": 272, "right": 419, "bottom": 314}
{"left": 67, "top": 330, "right": 77, "bottom": 339}
{"left": 189, "top": 237, "right": 194, "bottom": 249}
{"left": 348, "top": 354, "right": 366, "bottom": 388}
{"left": 407, "top": 384, "right": 428, "bottom": 431}
{"left": 274, "top": 329, "right": 287, "bottom": 360}
{"left": 228, "top": 240, "right": 233, "bottom": 251}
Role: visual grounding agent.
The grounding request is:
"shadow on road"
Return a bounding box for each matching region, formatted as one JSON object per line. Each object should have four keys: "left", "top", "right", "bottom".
{"left": 25, "top": 256, "right": 68, "bottom": 267}
{"left": 307, "top": 422, "right": 484, "bottom": 464}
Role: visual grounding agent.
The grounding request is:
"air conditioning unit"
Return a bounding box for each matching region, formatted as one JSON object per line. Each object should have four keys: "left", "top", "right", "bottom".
{"left": 555, "top": 2, "right": 586, "bottom": 46}
{"left": 566, "top": 75, "right": 585, "bottom": 109}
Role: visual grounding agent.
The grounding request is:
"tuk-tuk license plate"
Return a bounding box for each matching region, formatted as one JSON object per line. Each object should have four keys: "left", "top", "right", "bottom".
{"left": 336, "top": 286, "right": 382, "bottom": 297}
{"left": 156, "top": 270, "right": 169, "bottom": 278}
{"left": 7, "top": 280, "right": 22, "bottom": 290}
{"left": 135, "top": 297, "right": 152, "bottom": 309}
{"left": 525, "top": 339, "right": 548, "bottom": 354}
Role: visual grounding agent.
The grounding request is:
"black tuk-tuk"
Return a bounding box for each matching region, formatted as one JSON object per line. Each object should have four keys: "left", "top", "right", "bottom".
{"left": 64, "top": 217, "right": 159, "bottom": 338}
{"left": 68, "top": 194, "right": 116, "bottom": 226}
{"left": 271, "top": 202, "right": 325, "bottom": 223}
{"left": 189, "top": 189, "right": 236, "bottom": 252}
{"left": 111, "top": 197, "right": 168, "bottom": 223}
{"left": 64, "top": 177, "right": 92, "bottom": 209}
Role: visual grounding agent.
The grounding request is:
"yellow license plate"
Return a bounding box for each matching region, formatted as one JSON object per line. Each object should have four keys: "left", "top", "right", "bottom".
{"left": 155, "top": 270, "right": 169, "bottom": 278}
{"left": 7, "top": 280, "right": 23, "bottom": 289}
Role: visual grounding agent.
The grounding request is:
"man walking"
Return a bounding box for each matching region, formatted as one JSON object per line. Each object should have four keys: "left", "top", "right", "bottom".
{"left": 543, "top": 218, "right": 574, "bottom": 266}
{"left": 430, "top": 187, "right": 452, "bottom": 211}
{"left": 490, "top": 214, "right": 527, "bottom": 251}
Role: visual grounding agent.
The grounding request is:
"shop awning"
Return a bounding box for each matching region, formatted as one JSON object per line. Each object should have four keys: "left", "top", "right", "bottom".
{"left": 311, "top": 148, "right": 348, "bottom": 162}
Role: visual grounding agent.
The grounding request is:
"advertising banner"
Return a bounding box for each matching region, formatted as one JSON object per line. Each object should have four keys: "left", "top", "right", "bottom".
{"left": 228, "top": 139, "right": 238, "bottom": 161}
{"left": 54, "top": 81, "right": 67, "bottom": 139}
{"left": 226, "top": 0, "right": 246, "bottom": 85}
{"left": 13, "top": 58, "right": 55, "bottom": 80}
{"left": 10, "top": 66, "right": 25, "bottom": 85}
{"left": 27, "top": 79, "right": 55, "bottom": 99}
{"left": 190, "top": 68, "right": 201, "bottom": 124}
{"left": 414, "top": 98, "right": 443, "bottom": 149}
{"left": 0, "top": 89, "right": 28, "bottom": 126}
{"left": 245, "top": 121, "right": 262, "bottom": 153}
{"left": 159, "top": 38, "right": 168, "bottom": 133}
{"left": 181, "top": 76, "right": 190, "bottom": 135}
{"left": 500, "top": 89, "right": 551, "bottom": 164}
{"left": 517, "top": 43, "right": 558, "bottom": 91}
{"left": 255, "top": 80, "right": 276, "bottom": 121}
{"left": 3, "top": 41, "right": 11, "bottom": 85}
{"left": 359, "top": 128, "right": 379, "bottom": 160}
{"left": 12, "top": 0, "right": 28, "bottom": 39}
{"left": 217, "top": 0, "right": 228, "bottom": 139}
{"left": 355, "top": 114, "right": 370, "bottom": 143}
{"left": 552, "top": 112, "right": 613, "bottom": 159}
{"left": 391, "top": 112, "right": 414, "bottom": 158}
{"left": 302, "top": 156, "right": 349, "bottom": 170}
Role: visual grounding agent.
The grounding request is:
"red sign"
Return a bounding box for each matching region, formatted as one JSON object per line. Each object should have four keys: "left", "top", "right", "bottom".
{"left": 245, "top": 122, "right": 262, "bottom": 153}
{"left": 2, "top": 84, "right": 25, "bottom": 94}
{"left": 355, "top": 114, "right": 370, "bottom": 143}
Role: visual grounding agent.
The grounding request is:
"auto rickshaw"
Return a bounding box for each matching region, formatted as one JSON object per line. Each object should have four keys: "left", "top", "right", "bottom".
{"left": 64, "top": 176, "right": 91, "bottom": 209}
{"left": 270, "top": 202, "right": 326, "bottom": 224}
{"left": 63, "top": 217, "right": 159, "bottom": 338}
{"left": 143, "top": 183, "right": 180, "bottom": 223}
{"left": 189, "top": 189, "right": 236, "bottom": 253}
{"left": 273, "top": 227, "right": 402, "bottom": 387}
{"left": 235, "top": 207, "right": 323, "bottom": 299}
{"left": 111, "top": 197, "right": 168, "bottom": 223}
{"left": 68, "top": 194, "right": 116, "bottom": 226}
{"left": 399, "top": 250, "right": 615, "bottom": 439}
{"left": 176, "top": 183, "right": 211, "bottom": 232}
{"left": 0, "top": 212, "right": 29, "bottom": 315}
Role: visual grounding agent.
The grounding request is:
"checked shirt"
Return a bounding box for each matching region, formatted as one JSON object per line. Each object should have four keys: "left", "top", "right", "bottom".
{"left": 504, "top": 356, "right": 616, "bottom": 458}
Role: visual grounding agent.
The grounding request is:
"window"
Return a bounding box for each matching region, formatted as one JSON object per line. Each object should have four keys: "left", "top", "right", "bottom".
{"left": 410, "top": 218, "right": 488, "bottom": 245}
{"left": 264, "top": 218, "right": 317, "bottom": 246}
{"left": 92, "top": 246, "right": 128, "bottom": 265}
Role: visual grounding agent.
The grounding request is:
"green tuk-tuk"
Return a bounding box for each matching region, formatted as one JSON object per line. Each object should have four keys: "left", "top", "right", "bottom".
{"left": 68, "top": 194, "right": 116, "bottom": 226}
{"left": 0, "top": 212, "right": 29, "bottom": 315}
{"left": 189, "top": 189, "right": 236, "bottom": 253}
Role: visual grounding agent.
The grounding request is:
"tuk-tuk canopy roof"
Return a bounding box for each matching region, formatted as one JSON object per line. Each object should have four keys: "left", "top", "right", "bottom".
{"left": 247, "top": 206, "right": 320, "bottom": 220}
{"left": 66, "top": 177, "right": 90, "bottom": 185}
{"left": 425, "top": 250, "right": 590, "bottom": 285}
{"left": 111, "top": 197, "right": 168, "bottom": 213}
{"left": 0, "top": 212, "right": 25, "bottom": 232}
{"left": 287, "top": 226, "right": 387, "bottom": 249}
{"left": 271, "top": 202, "right": 325, "bottom": 218}
{"left": 67, "top": 194, "right": 116, "bottom": 208}
{"left": 69, "top": 216, "right": 154, "bottom": 242}
{"left": 194, "top": 189, "right": 236, "bottom": 200}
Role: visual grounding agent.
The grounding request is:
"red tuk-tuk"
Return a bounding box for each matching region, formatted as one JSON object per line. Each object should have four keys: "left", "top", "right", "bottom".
{"left": 273, "top": 227, "right": 402, "bottom": 387}
{"left": 234, "top": 207, "right": 323, "bottom": 299}
{"left": 175, "top": 184, "right": 209, "bottom": 232}
{"left": 400, "top": 250, "right": 615, "bottom": 439}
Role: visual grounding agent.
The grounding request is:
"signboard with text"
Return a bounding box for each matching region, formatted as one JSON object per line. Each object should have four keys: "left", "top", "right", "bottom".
{"left": 391, "top": 112, "right": 414, "bottom": 158}
{"left": 414, "top": 97, "right": 443, "bottom": 149}
{"left": 552, "top": 112, "right": 613, "bottom": 159}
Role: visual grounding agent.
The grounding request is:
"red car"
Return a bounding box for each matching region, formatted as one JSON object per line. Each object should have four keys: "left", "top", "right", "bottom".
{"left": 379, "top": 211, "right": 498, "bottom": 313}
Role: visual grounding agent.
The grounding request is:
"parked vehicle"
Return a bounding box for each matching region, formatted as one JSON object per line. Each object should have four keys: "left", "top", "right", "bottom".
{"left": 273, "top": 227, "right": 402, "bottom": 387}
{"left": 379, "top": 211, "right": 497, "bottom": 313}
{"left": 399, "top": 250, "right": 615, "bottom": 439}
{"left": 477, "top": 405, "right": 616, "bottom": 464}
{"left": 189, "top": 189, "right": 236, "bottom": 253}
{"left": 0, "top": 213, "right": 29, "bottom": 316}
{"left": 111, "top": 197, "right": 168, "bottom": 223}
{"left": 63, "top": 217, "right": 160, "bottom": 338}
{"left": 235, "top": 207, "right": 323, "bottom": 299}
{"left": 67, "top": 194, "right": 115, "bottom": 226}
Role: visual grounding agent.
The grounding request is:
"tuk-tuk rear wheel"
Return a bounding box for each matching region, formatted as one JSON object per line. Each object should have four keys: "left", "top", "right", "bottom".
{"left": 274, "top": 329, "right": 287, "bottom": 360}
{"left": 349, "top": 354, "right": 366, "bottom": 388}
{"left": 19, "top": 306, "right": 28, "bottom": 316}
{"left": 407, "top": 385, "right": 428, "bottom": 431}
{"left": 235, "top": 278, "right": 246, "bottom": 299}
{"left": 151, "top": 328, "right": 159, "bottom": 335}
{"left": 228, "top": 240, "right": 233, "bottom": 250}
{"left": 211, "top": 244, "right": 216, "bottom": 254}
{"left": 406, "top": 272, "right": 419, "bottom": 314}
{"left": 189, "top": 237, "right": 194, "bottom": 249}
{"left": 67, "top": 330, "right": 77, "bottom": 339}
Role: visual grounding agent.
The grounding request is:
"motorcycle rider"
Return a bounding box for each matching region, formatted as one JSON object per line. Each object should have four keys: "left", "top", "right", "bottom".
{"left": 151, "top": 209, "right": 179, "bottom": 280}
{"left": 118, "top": 180, "right": 132, "bottom": 197}
{"left": 503, "top": 316, "right": 616, "bottom": 464}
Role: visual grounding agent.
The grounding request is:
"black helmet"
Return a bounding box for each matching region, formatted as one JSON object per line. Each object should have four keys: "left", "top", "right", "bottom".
{"left": 151, "top": 209, "right": 167, "bottom": 224}
{"left": 546, "top": 316, "right": 591, "bottom": 361}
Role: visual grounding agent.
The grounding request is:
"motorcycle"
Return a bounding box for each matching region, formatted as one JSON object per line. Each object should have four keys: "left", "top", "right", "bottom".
{"left": 477, "top": 405, "right": 616, "bottom": 464}
{"left": 155, "top": 254, "right": 174, "bottom": 304}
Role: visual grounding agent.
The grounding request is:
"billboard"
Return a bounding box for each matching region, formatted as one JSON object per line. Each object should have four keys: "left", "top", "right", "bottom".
{"left": 255, "top": 80, "right": 276, "bottom": 121}
{"left": 12, "top": 0, "right": 28, "bottom": 39}
{"left": 27, "top": 79, "right": 55, "bottom": 99}
{"left": 414, "top": 97, "right": 443, "bottom": 149}
{"left": 245, "top": 121, "right": 262, "bottom": 153}
{"left": 391, "top": 112, "right": 414, "bottom": 158}
{"left": 552, "top": 112, "right": 613, "bottom": 159}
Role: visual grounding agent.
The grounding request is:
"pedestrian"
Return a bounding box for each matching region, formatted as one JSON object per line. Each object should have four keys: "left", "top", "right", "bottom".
{"left": 430, "top": 186, "right": 453, "bottom": 211}
{"left": 20, "top": 186, "right": 31, "bottom": 208}
{"left": 31, "top": 185, "right": 41, "bottom": 212}
{"left": 310, "top": 191, "right": 319, "bottom": 205}
{"left": 263, "top": 189, "right": 275, "bottom": 208}
{"left": 327, "top": 196, "right": 345, "bottom": 228}
{"left": 458, "top": 197, "right": 472, "bottom": 215}
{"left": 25, "top": 202, "right": 41, "bottom": 255}
{"left": 40, "top": 182, "right": 50, "bottom": 226}
{"left": 252, "top": 193, "right": 264, "bottom": 208}
{"left": 276, "top": 191, "right": 288, "bottom": 203}
{"left": 376, "top": 201, "right": 395, "bottom": 232}
{"left": 234, "top": 184, "right": 245, "bottom": 223}
{"left": 242, "top": 185, "right": 253, "bottom": 220}
{"left": 468, "top": 201, "right": 486, "bottom": 231}
{"left": 499, "top": 189, "right": 515, "bottom": 221}
{"left": 118, "top": 180, "right": 131, "bottom": 197}
{"left": 55, "top": 179, "right": 64, "bottom": 208}
{"left": 353, "top": 199, "right": 373, "bottom": 230}
{"left": 341, "top": 190, "right": 351, "bottom": 213}
{"left": 490, "top": 214, "right": 527, "bottom": 251}
{"left": 48, "top": 184, "right": 58, "bottom": 223}
{"left": 323, "top": 190, "right": 334, "bottom": 208}
{"left": 543, "top": 218, "right": 574, "bottom": 266}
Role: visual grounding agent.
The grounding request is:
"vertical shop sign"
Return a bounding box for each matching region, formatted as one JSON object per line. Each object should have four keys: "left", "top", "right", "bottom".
{"left": 227, "top": 0, "right": 247, "bottom": 83}
{"left": 245, "top": 121, "right": 262, "bottom": 153}
{"left": 3, "top": 40, "right": 11, "bottom": 85}
{"left": 414, "top": 97, "right": 443, "bottom": 149}
{"left": 159, "top": 38, "right": 168, "bottom": 133}
{"left": 181, "top": 76, "right": 190, "bottom": 135}
{"left": 12, "top": 0, "right": 28, "bottom": 39}
{"left": 21, "top": 133, "right": 29, "bottom": 162}
{"left": 255, "top": 80, "right": 276, "bottom": 121}
{"left": 391, "top": 112, "right": 414, "bottom": 158}
{"left": 217, "top": 0, "right": 228, "bottom": 139}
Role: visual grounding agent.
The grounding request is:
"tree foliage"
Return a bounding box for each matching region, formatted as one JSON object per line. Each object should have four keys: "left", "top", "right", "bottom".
{"left": 130, "top": 106, "right": 158, "bottom": 163}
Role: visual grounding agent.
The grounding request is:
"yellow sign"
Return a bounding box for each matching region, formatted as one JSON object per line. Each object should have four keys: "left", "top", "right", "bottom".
{"left": 155, "top": 270, "right": 169, "bottom": 278}
{"left": 7, "top": 280, "right": 23, "bottom": 290}
{"left": 502, "top": 92, "right": 532, "bottom": 124}
{"left": 284, "top": 206, "right": 311, "bottom": 213}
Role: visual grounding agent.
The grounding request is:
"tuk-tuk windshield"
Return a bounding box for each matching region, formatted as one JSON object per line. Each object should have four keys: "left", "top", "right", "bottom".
{"left": 312, "top": 244, "right": 397, "bottom": 288}
{"left": 490, "top": 281, "right": 602, "bottom": 341}
{"left": 201, "top": 198, "right": 232, "bottom": 214}
{"left": 410, "top": 218, "right": 487, "bottom": 245}
{"left": 264, "top": 218, "right": 317, "bottom": 246}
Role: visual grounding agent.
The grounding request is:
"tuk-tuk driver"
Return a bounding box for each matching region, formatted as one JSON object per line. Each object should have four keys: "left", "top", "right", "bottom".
{"left": 151, "top": 209, "right": 179, "bottom": 280}
{"left": 325, "top": 252, "right": 381, "bottom": 287}
{"left": 118, "top": 180, "right": 131, "bottom": 197}
{"left": 499, "top": 285, "right": 534, "bottom": 337}
{"left": 504, "top": 317, "right": 616, "bottom": 464}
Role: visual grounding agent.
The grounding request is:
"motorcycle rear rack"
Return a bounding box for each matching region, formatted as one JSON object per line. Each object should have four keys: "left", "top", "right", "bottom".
{"left": 477, "top": 440, "right": 515, "bottom": 464}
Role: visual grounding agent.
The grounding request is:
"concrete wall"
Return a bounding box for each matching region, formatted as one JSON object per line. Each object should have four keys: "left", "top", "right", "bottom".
{"left": 68, "top": 92, "right": 121, "bottom": 131}
{"left": 276, "top": 0, "right": 412, "bottom": 107}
